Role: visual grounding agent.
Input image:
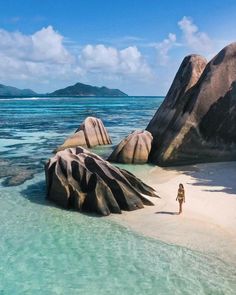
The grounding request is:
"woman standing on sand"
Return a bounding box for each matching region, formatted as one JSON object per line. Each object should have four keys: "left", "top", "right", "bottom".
{"left": 176, "top": 183, "right": 185, "bottom": 214}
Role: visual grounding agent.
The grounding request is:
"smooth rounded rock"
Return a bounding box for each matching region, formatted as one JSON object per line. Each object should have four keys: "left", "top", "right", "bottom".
{"left": 108, "top": 130, "right": 153, "bottom": 164}
{"left": 55, "top": 117, "right": 112, "bottom": 152}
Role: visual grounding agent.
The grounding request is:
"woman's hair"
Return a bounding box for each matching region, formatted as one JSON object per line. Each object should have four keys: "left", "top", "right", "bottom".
{"left": 179, "top": 183, "right": 184, "bottom": 189}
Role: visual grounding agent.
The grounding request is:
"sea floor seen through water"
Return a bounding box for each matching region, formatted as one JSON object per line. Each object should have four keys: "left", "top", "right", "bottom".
{"left": 0, "top": 96, "right": 236, "bottom": 295}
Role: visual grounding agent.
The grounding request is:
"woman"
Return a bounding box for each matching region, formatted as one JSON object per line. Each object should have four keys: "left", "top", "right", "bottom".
{"left": 176, "top": 183, "right": 185, "bottom": 214}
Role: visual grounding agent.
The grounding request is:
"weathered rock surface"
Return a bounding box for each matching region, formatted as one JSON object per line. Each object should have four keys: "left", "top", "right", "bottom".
{"left": 55, "top": 117, "right": 112, "bottom": 152}
{"left": 147, "top": 43, "right": 236, "bottom": 165}
{"left": 45, "top": 147, "right": 158, "bottom": 216}
{"left": 108, "top": 130, "right": 153, "bottom": 164}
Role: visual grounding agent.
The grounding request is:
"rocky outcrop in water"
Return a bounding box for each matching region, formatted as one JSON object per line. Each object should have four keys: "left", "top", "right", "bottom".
{"left": 45, "top": 147, "right": 158, "bottom": 216}
{"left": 147, "top": 43, "right": 236, "bottom": 165}
{"left": 55, "top": 117, "right": 112, "bottom": 152}
{"left": 0, "top": 158, "right": 36, "bottom": 186}
{"left": 108, "top": 130, "right": 153, "bottom": 164}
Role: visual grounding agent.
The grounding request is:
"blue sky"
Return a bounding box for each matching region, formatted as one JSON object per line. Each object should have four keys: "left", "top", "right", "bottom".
{"left": 0, "top": 0, "right": 236, "bottom": 95}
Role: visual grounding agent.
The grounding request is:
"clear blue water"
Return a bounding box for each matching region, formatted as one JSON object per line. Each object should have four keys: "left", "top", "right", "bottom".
{"left": 0, "top": 97, "right": 236, "bottom": 295}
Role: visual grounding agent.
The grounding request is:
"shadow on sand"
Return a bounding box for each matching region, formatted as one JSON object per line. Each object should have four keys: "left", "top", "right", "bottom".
{"left": 162, "top": 161, "right": 236, "bottom": 196}
{"left": 155, "top": 211, "right": 179, "bottom": 215}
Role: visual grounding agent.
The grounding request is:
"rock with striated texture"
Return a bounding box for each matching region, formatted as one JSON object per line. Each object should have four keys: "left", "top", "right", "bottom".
{"left": 147, "top": 43, "right": 236, "bottom": 165}
{"left": 45, "top": 147, "right": 158, "bottom": 216}
{"left": 108, "top": 130, "right": 153, "bottom": 164}
{"left": 55, "top": 116, "right": 112, "bottom": 152}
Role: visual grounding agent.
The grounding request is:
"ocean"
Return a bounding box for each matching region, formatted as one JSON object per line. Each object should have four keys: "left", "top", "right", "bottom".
{"left": 0, "top": 96, "right": 235, "bottom": 295}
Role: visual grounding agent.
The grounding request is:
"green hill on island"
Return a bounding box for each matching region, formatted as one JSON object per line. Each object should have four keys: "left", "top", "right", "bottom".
{"left": 0, "top": 82, "right": 127, "bottom": 97}
{"left": 0, "top": 84, "right": 37, "bottom": 97}
{"left": 50, "top": 82, "right": 128, "bottom": 96}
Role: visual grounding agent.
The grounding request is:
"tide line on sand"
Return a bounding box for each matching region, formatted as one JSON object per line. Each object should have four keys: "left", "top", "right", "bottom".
{"left": 109, "top": 161, "right": 236, "bottom": 265}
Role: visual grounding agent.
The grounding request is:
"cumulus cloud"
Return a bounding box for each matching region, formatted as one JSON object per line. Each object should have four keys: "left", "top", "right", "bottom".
{"left": 0, "top": 26, "right": 153, "bottom": 92}
{"left": 154, "top": 16, "right": 213, "bottom": 66}
{"left": 0, "top": 26, "right": 73, "bottom": 63}
{"left": 80, "top": 44, "right": 119, "bottom": 71}
{"left": 178, "top": 16, "right": 212, "bottom": 52}
{"left": 80, "top": 44, "right": 152, "bottom": 77}
{"left": 31, "top": 26, "right": 74, "bottom": 63}
{"left": 120, "top": 46, "right": 151, "bottom": 75}
{"left": 0, "top": 25, "right": 77, "bottom": 87}
{"left": 155, "top": 33, "right": 177, "bottom": 65}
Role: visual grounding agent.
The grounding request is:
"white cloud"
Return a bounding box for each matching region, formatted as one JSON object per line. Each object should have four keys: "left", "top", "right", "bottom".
{"left": 178, "top": 16, "right": 212, "bottom": 53}
{"left": 120, "top": 46, "right": 150, "bottom": 74}
{"left": 0, "top": 27, "right": 154, "bottom": 93}
{"left": 31, "top": 26, "right": 74, "bottom": 63}
{"left": 0, "top": 26, "right": 73, "bottom": 64}
{"left": 80, "top": 44, "right": 152, "bottom": 77}
{"left": 154, "top": 17, "right": 214, "bottom": 67}
{"left": 80, "top": 44, "right": 119, "bottom": 71}
{"left": 0, "top": 26, "right": 77, "bottom": 88}
{"left": 155, "top": 33, "right": 177, "bottom": 65}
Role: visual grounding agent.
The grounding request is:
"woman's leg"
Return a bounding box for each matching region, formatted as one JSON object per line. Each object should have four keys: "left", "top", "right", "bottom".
{"left": 179, "top": 200, "right": 183, "bottom": 214}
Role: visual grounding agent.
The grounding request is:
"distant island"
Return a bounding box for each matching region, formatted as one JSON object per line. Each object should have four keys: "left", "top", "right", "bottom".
{"left": 49, "top": 82, "right": 128, "bottom": 97}
{"left": 0, "top": 84, "right": 37, "bottom": 97}
{"left": 0, "top": 82, "right": 127, "bottom": 97}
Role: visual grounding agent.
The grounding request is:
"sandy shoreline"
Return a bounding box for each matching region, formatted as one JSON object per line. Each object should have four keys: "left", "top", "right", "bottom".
{"left": 109, "top": 162, "right": 236, "bottom": 265}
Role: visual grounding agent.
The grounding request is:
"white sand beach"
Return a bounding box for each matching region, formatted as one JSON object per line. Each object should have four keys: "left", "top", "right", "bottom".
{"left": 110, "top": 162, "right": 236, "bottom": 264}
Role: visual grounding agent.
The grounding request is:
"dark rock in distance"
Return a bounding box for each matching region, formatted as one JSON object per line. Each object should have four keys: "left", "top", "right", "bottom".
{"left": 147, "top": 43, "right": 236, "bottom": 165}
{"left": 108, "top": 130, "right": 153, "bottom": 164}
{"left": 45, "top": 147, "right": 158, "bottom": 216}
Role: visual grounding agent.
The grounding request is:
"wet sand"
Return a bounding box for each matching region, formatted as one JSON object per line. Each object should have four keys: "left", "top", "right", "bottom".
{"left": 110, "top": 162, "right": 236, "bottom": 264}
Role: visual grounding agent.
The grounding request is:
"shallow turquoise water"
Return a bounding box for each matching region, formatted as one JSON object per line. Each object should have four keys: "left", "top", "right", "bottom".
{"left": 0, "top": 97, "right": 236, "bottom": 294}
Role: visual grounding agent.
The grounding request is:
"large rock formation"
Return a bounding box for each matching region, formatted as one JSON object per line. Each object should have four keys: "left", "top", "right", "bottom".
{"left": 55, "top": 117, "right": 112, "bottom": 152}
{"left": 45, "top": 147, "right": 158, "bottom": 216}
{"left": 108, "top": 130, "right": 153, "bottom": 164}
{"left": 147, "top": 43, "right": 236, "bottom": 165}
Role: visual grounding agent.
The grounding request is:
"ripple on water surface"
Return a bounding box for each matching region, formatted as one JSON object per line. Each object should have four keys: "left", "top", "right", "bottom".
{"left": 0, "top": 97, "right": 162, "bottom": 185}
{"left": 0, "top": 174, "right": 236, "bottom": 295}
{"left": 0, "top": 97, "right": 236, "bottom": 294}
